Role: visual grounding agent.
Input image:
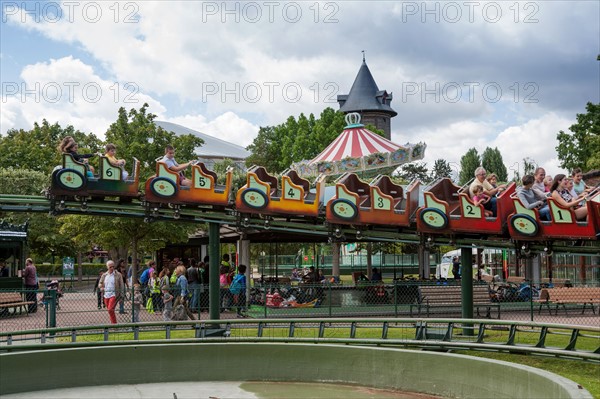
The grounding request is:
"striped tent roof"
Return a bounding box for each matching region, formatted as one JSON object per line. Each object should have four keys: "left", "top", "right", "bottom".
{"left": 310, "top": 125, "right": 401, "bottom": 164}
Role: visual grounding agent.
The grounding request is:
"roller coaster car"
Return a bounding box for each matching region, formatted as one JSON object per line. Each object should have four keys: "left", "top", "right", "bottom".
{"left": 508, "top": 189, "right": 600, "bottom": 241}
{"left": 235, "top": 166, "right": 325, "bottom": 217}
{"left": 50, "top": 153, "right": 140, "bottom": 198}
{"left": 416, "top": 178, "right": 516, "bottom": 235}
{"left": 326, "top": 173, "right": 420, "bottom": 226}
{"left": 144, "top": 161, "right": 232, "bottom": 206}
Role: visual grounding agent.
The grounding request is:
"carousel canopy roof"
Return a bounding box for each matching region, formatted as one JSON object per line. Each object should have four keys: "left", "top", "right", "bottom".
{"left": 310, "top": 123, "right": 402, "bottom": 164}
{"left": 291, "top": 113, "right": 426, "bottom": 177}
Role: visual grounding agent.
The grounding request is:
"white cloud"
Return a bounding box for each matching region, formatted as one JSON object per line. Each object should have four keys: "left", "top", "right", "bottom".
{"left": 1, "top": 56, "right": 163, "bottom": 136}
{"left": 492, "top": 113, "right": 570, "bottom": 179}
{"left": 165, "top": 111, "right": 259, "bottom": 147}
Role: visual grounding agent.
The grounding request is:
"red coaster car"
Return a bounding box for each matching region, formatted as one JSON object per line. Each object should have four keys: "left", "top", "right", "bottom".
{"left": 50, "top": 153, "right": 140, "bottom": 201}
{"left": 235, "top": 167, "right": 325, "bottom": 217}
{"left": 508, "top": 189, "right": 600, "bottom": 241}
{"left": 325, "top": 173, "right": 420, "bottom": 227}
{"left": 144, "top": 161, "right": 232, "bottom": 207}
{"left": 416, "top": 178, "right": 516, "bottom": 236}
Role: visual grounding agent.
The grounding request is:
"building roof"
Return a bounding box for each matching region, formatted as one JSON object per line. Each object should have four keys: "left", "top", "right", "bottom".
{"left": 155, "top": 121, "right": 250, "bottom": 161}
{"left": 0, "top": 220, "right": 28, "bottom": 242}
{"left": 337, "top": 60, "right": 397, "bottom": 117}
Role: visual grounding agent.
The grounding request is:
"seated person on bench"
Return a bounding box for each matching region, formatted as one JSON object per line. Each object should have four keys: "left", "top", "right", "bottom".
{"left": 105, "top": 143, "right": 129, "bottom": 180}
{"left": 161, "top": 145, "right": 192, "bottom": 187}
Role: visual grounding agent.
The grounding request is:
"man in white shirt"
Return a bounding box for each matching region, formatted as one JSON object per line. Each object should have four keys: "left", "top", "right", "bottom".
{"left": 469, "top": 167, "right": 506, "bottom": 217}
{"left": 99, "top": 260, "right": 124, "bottom": 324}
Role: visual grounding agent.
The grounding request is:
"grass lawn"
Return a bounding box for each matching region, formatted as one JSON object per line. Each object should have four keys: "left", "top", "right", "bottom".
{"left": 57, "top": 324, "right": 600, "bottom": 397}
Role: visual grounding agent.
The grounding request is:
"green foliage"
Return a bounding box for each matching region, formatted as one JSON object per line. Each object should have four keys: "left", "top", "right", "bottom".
{"left": 0, "top": 168, "right": 49, "bottom": 195}
{"left": 0, "top": 120, "right": 102, "bottom": 174}
{"left": 59, "top": 215, "right": 197, "bottom": 262}
{"left": 0, "top": 168, "right": 74, "bottom": 258}
{"left": 104, "top": 104, "right": 204, "bottom": 182}
{"left": 556, "top": 102, "right": 600, "bottom": 171}
{"left": 397, "top": 162, "right": 429, "bottom": 184}
{"left": 481, "top": 147, "right": 508, "bottom": 181}
{"left": 459, "top": 148, "right": 481, "bottom": 185}
{"left": 429, "top": 159, "right": 453, "bottom": 182}
{"left": 245, "top": 108, "right": 346, "bottom": 173}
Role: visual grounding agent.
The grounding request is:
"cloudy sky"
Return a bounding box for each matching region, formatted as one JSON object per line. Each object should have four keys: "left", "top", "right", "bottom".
{"left": 1, "top": 1, "right": 598, "bottom": 178}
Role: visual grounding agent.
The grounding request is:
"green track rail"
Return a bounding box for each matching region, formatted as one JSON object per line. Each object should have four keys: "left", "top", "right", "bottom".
{"left": 1, "top": 194, "right": 599, "bottom": 254}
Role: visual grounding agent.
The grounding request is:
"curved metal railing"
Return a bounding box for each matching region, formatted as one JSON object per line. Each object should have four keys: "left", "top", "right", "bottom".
{"left": 1, "top": 318, "right": 598, "bottom": 362}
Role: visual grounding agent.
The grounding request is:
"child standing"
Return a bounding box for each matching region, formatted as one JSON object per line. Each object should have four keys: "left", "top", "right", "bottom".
{"left": 162, "top": 288, "right": 174, "bottom": 321}
{"left": 229, "top": 264, "right": 247, "bottom": 318}
{"left": 93, "top": 270, "right": 105, "bottom": 309}
{"left": 132, "top": 284, "right": 143, "bottom": 323}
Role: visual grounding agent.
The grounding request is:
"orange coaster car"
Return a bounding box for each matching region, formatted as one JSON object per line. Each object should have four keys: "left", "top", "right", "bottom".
{"left": 236, "top": 167, "right": 325, "bottom": 217}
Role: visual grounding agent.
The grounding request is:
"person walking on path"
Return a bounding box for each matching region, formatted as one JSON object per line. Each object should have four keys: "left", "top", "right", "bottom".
{"left": 173, "top": 265, "right": 195, "bottom": 320}
{"left": 452, "top": 257, "right": 461, "bottom": 280}
{"left": 99, "top": 260, "right": 124, "bottom": 324}
{"left": 23, "top": 258, "right": 38, "bottom": 313}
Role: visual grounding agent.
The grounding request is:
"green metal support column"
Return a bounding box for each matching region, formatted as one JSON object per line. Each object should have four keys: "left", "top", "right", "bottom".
{"left": 461, "top": 247, "right": 473, "bottom": 335}
{"left": 209, "top": 222, "right": 220, "bottom": 321}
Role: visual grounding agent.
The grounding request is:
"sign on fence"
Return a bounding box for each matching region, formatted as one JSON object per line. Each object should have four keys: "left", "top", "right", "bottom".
{"left": 62, "top": 257, "right": 74, "bottom": 276}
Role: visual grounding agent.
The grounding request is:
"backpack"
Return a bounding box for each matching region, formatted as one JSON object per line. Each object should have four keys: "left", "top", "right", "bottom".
{"left": 229, "top": 275, "right": 244, "bottom": 295}
{"left": 139, "top": 269, "right": 150, "bottom": 284}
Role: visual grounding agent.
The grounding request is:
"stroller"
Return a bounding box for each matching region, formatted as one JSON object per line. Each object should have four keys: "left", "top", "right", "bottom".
{"left": 41, "top": 280, "right": 63, "bottom": 310}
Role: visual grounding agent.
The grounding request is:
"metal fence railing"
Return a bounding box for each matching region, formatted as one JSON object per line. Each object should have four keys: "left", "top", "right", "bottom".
{"left": 1, "top": 279, "right": 598, "bottom": 332}
{"left": 1, "top": 318, "right": 599, "bottom": 363}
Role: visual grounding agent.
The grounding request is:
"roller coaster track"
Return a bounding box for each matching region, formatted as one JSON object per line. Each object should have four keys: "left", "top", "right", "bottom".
{"left": 1, "top": 194, "right": 599, "bottom": 256}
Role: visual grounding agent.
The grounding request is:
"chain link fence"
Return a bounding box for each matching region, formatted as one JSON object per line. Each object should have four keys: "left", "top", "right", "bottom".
{"left": 1, "top": 279, "right": 598, "bottom": 332}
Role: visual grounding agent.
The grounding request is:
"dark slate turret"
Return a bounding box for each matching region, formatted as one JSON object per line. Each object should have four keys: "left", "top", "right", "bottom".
{"left": 337, "top": 56, "right": 397, "bottom": 139}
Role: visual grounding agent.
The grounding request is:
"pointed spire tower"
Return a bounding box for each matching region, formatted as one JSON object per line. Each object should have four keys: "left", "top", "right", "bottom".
{"left": 337, "top": 53, "right": 397, "bottom": 140}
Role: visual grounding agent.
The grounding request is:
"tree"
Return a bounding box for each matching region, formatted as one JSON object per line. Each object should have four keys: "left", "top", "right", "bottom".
{"left": 397, "top": 162, "right": 429, "bottom": 183}
{"left": 459, "top": 148, "right": 481, "bottom": 185}
{"left": 556, "top": 102, "right": 600, "bottom": 171}
{"left": 245, "top": 107, "right": 346, "bottom": 174}
{"left": 0, "top": 120, "right": 102, "bottom": 173}
{"left": 0, "top": 168, "right": 74, "bottom": 259}
{"left": 244, "top": 126, "right": 281, "bottom": 172}
{"left": 59, "top": 216, "right": 196, "bottom": 265}
{"left": 481, "top": 147, "right": 508, "bottom": 181}
{"left": 429, "top": 159, "right": 453, "bottom": 182}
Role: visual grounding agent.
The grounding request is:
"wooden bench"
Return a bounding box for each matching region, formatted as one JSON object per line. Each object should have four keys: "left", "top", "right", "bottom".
{"left": 410, "top": 284, "right": 500, "bottom": 319}
{"left": 537, "top": 287, "right": 600, "bottom": 315}
{"left": 0, "top": 292, "right": 34, "bottom": 316}
{"left": 540, "top": 278, "right": 571, "bottom": 288}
